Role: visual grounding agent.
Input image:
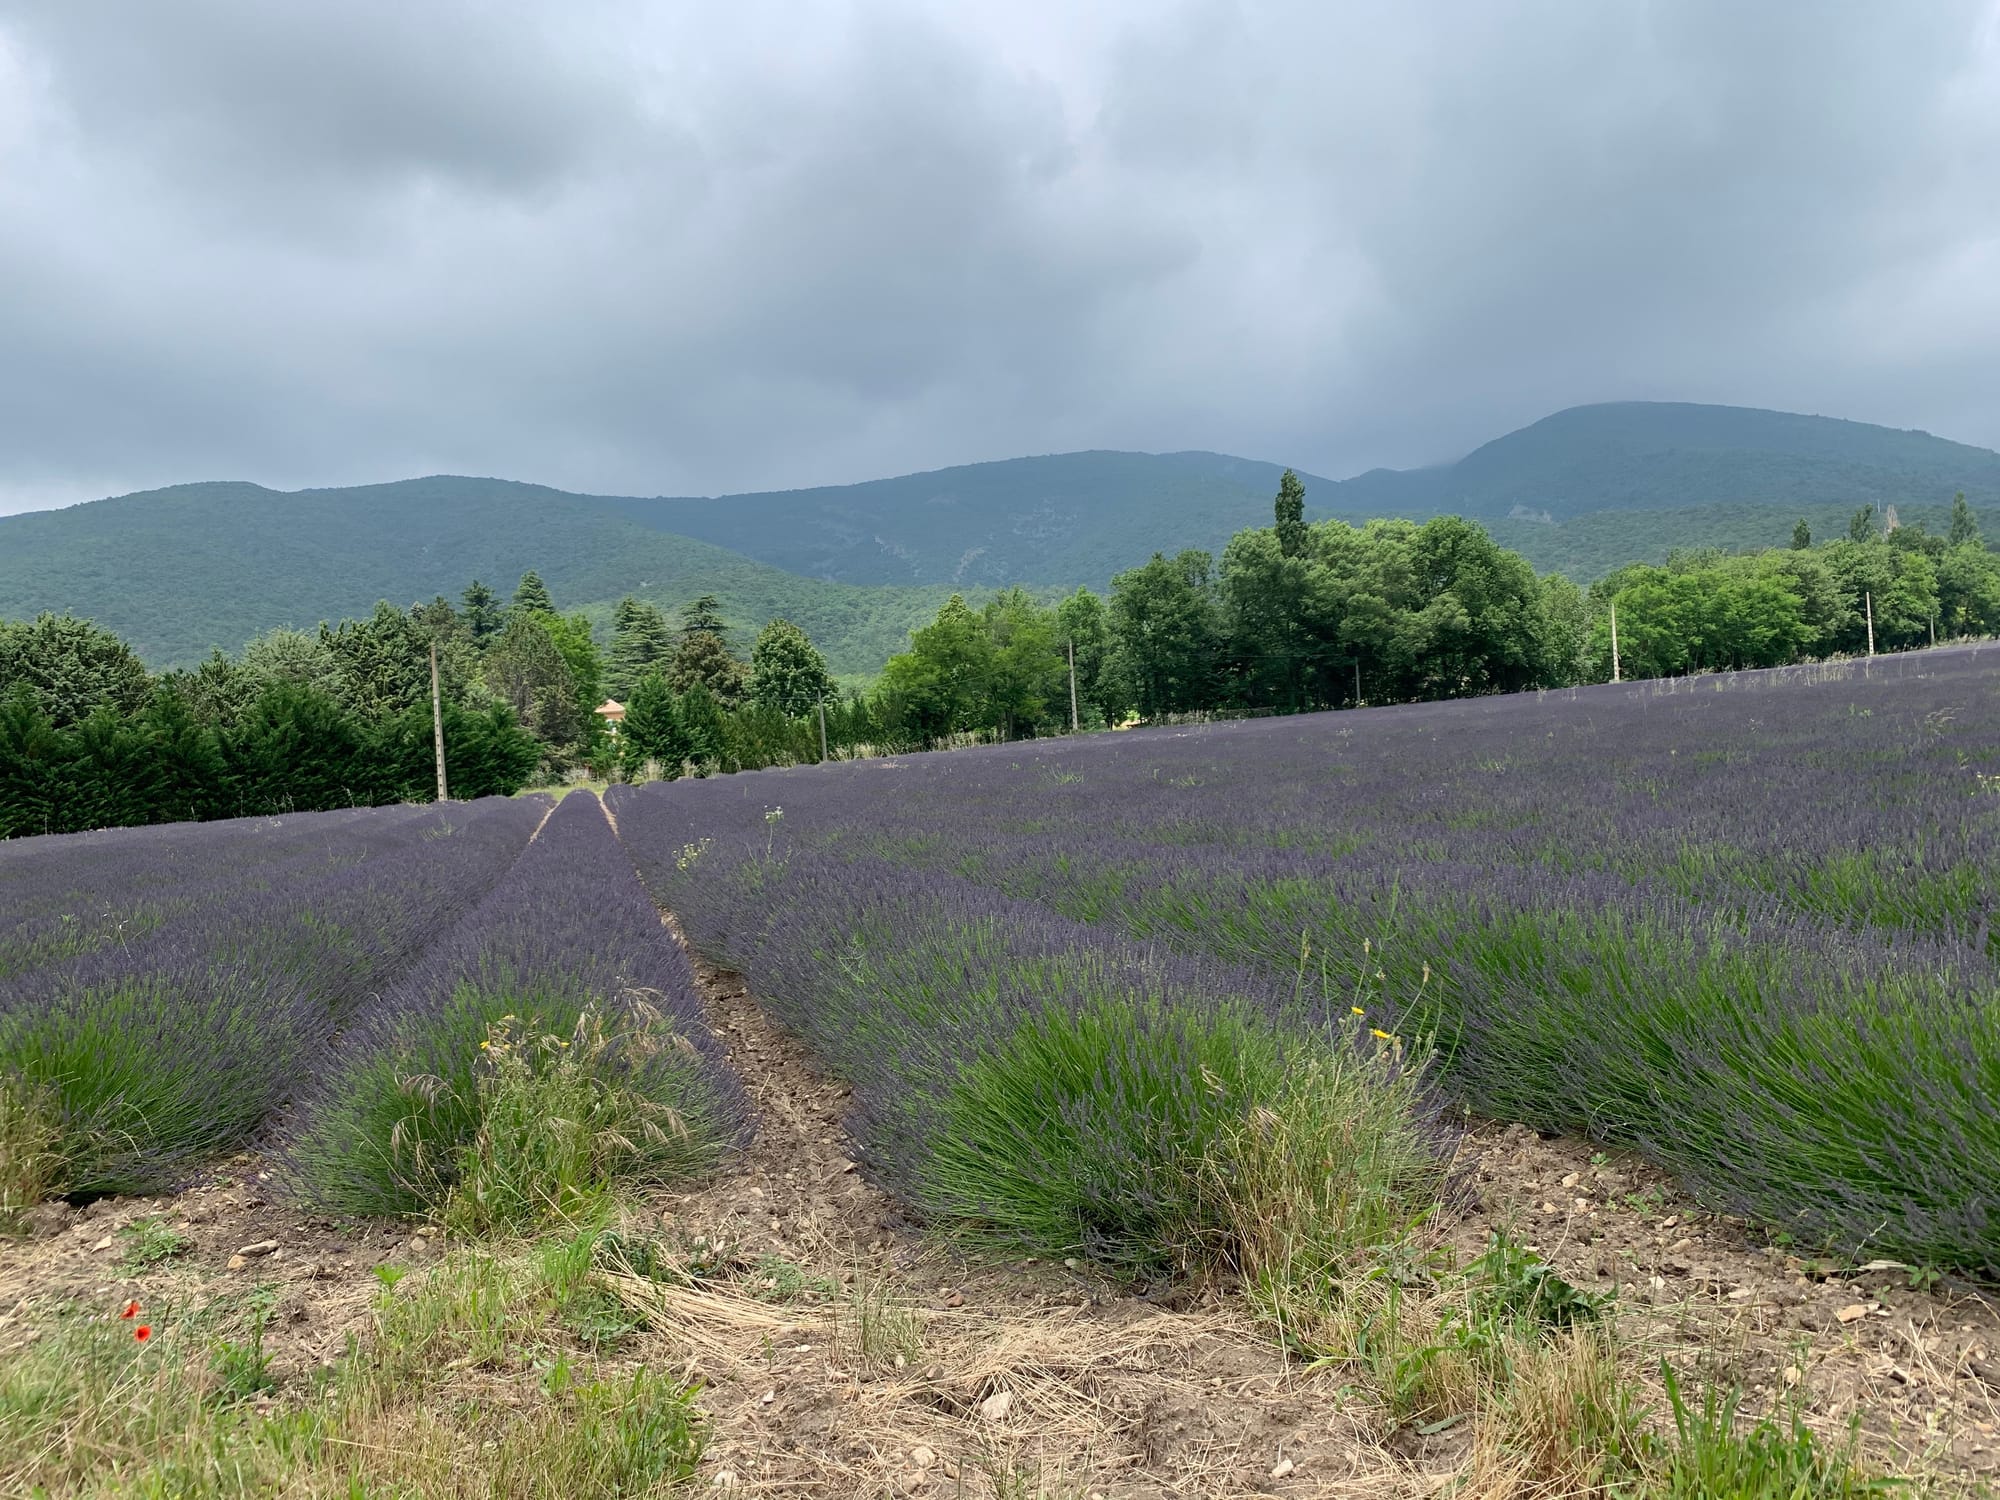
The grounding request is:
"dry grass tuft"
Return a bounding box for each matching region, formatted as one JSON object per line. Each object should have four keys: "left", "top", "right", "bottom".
{"left": 0, "top": 1078, "right": 64, "bottom": 1223}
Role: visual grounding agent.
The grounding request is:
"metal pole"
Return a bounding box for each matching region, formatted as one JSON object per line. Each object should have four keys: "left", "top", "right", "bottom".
{"left": 817, "top": 698, "right": 829, "bottom": 763}
{"left": 1610, "top": 603, "right": 1621, "bottom": 683}
{"left": 1067, "top": 639, "right": 1079, "bottom": 734}
{"left": 1353, "top": 659, "right": 1361, "bottom": 707}
{"left": 1865, "top": 592, "right": 1875, "bottom": 656}
{"left": 429, "top": 641, "right": 449, "bottom": 802}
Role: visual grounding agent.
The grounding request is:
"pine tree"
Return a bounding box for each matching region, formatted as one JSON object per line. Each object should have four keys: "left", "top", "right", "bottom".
{"left": 1848, "top": 505, "right": 1877, "bottom": 543}
{"left": 620, "top": 669, "right": 686, "bottom": 777}
{"left": 608, "top": 597, "right": 677, "bottom": 698}
{"left": 1274, "top": 469, "right": 1309, "bottom": 559}
{"left": 0, "top": 612, "right": 155, "bottom": 729}
{"left": 680, "top": 594, "right": 727, "bottom": 637}
{"left": 1791, "top": 519, "right": 1811, "bottom": 550}
{"left": 668, "top": 630, "right": 748, "bottom": 706}
{"left": 462, "top": 580, "right": 503, "bottom": 642}
{"left": 513, "top": 571, "right": 556, "bottom": 614}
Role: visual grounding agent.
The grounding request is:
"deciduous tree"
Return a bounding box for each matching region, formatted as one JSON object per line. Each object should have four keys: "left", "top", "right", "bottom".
{"left": 747, "top": 618, "right": 833, "bottom": 718}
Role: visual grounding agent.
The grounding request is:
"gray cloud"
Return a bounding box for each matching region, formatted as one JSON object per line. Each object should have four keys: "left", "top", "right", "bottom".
{"left": 0, "top": 0, "right": 1996, "bottom": 513}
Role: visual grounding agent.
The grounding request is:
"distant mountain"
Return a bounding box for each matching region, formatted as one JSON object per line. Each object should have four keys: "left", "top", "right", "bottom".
{"left": 603, "top": 403, "right": 2000, "bottom": 584}
{"left": 1328, "top": 402, "right": 2000, "bottom": 521}
{"left": 4, "top": 402, "right": 1994, "bottom": 673}
{"left": 601, "top": 450, "right": 1343, "bottom": 590}
{"left": 0, "top": 477, "right": 959, "bottom": 674}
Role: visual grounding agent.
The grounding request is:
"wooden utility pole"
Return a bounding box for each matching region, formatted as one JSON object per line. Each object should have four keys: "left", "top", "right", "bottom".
{"left": 429, "top": 642, "right": 449, "bottom": 802}
{"left": 1067, "top": 639, "right": 1079, "bottom": 734}
{"left": 1610, "top": 603, "right": 1621, "bottom": 683}
{"left": 1353, "top": 659, "right": 1362, "bottom": 707}
{"left": 1930, "top": 614, "right": 1937, "bottom": 648}
{"left": 817, "top": 699, "right": 829, "bottom": 763}
{"left": 1865, "top": 592, "right": 1876, "bottom": 656}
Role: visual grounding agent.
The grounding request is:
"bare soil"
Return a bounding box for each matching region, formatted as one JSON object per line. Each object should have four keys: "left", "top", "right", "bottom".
{"left": 6, "top": 940, "right": 1999, "bottom": 1497}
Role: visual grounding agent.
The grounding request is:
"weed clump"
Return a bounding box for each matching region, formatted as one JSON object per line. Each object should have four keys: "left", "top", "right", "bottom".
{"left": 289, "top": 997, "right": 732, "bottom": 1226}
{"left": 443, "top": 1009, "right": 717, "bottom": 1236}
{"left": 0, "top": 1077, "right": 62, "bottom": 1224}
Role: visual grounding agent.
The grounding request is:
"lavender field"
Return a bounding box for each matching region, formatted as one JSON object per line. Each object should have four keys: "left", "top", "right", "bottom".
{"left": 9, "top": 646, "right": 1997, "bottom": 1281}
{"left": 612, "top": 644, "right": 2000, "bottom": 1277}
{"left": 1, "top": 793, "right": 744, "bottom": 1214}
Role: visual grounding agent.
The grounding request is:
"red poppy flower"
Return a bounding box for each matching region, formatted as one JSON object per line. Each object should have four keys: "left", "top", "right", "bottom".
{"left": 120, "top": 1300, "right": 141, "bottom": 1319}
{"left": 134, "top": 1325, "right": 151, "bottom": 1342}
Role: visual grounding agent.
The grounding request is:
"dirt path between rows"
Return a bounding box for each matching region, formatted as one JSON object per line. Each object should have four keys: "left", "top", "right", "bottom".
{"left": 637, "top": 949, "right": 1412, "bottom": 1497}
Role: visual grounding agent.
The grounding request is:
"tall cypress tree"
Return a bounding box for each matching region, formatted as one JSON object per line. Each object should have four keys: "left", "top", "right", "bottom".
{"left": 1274, "top": 469, "right": 1309, "bottom": 559}
{"left": 620, "top": 669, "right": 686, "bottom": 777}
{"left": 1950, "top": 492, "right": 1981, "bottom": 547}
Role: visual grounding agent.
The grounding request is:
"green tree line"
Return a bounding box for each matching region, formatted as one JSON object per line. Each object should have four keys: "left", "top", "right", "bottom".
{"left": 861, "top": 481, "right": 2000, "bottom": 744}
{"left": 0, "top": 572, "right": 878, "bottom": 837}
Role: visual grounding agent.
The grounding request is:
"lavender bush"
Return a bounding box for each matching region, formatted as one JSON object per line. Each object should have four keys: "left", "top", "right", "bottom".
{"left": 283, "top": 792, "right": 747, "bottom": 1219}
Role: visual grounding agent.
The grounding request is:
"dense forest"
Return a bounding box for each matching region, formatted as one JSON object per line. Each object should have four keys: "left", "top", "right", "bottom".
{"left": 5, "top": 479, "right": 1996, "bottom": 836}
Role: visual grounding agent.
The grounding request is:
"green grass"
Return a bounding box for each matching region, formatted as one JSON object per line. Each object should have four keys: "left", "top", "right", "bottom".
{"left": 0, "top": 1076, "right": 62, "bottom": 1224}
{"left": 1631, "top": 1363, "right": 1896, "bottom": 1499}
{"left": 117, "top": 1216, "right": 192, "bottom": 1271}
{"left": 0, "top": 1237, "right": 706, "bottom": 1499}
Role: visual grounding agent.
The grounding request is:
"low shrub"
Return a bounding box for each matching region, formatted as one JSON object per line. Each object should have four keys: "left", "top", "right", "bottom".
{"left": 444, "top": 1009, "right": 721, "bottom": 1236}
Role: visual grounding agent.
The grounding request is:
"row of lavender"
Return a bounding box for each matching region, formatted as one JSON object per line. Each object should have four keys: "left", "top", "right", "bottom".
{"left": 0, "top": 805, "right": 423, "bottom": 980}
{"left": 608, "top": 780, "right": 1429, "bottom": 1274}
{"left": 281, "top": 791, "right": 748, "bottom": 1217}
{"left": 611, "top": 645, "right": 2000, "bottom": 1274}
{"left": 1, "top": 797, "right": 549, "bottom": 1196}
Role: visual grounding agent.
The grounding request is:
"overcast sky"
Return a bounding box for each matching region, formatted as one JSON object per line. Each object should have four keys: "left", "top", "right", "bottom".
{"left": 1, "top": 1, "right": 1996, "bottom": 515}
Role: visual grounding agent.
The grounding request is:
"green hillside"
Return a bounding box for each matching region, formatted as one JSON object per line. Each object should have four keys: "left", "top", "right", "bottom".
{"left": 1487, "top": 497, "right": 1964, "bottom": 580}
{"left": 0, "top": 477, "right": 957, "bottom": 674}
{"left": 601, "top": 450, "right": 1347, "bottom": 590}
{"left": 599, "top": 403, "right": 2000, "bottom": 586}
